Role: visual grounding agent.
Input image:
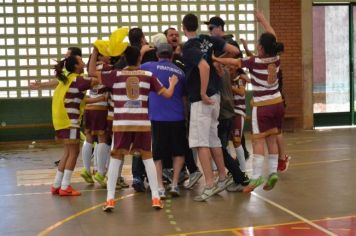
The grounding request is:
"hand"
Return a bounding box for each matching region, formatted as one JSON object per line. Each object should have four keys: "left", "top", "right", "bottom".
{"left": 255, "top": 9, "right": 266, "bottom": 23}
{"left": 140, "top": 44, "right": 155, "bottom": 55}
{"left": 29, "top": 80, "right": 41, "bottom": 89}
{"left": 169, "top": 74, "right": 178, "bottom": 87}
{"left": 240, "top": 38, "right": 248, "bottom": 48}
{"left": 92, "top": 46, "right": 99, "bottom": 54}
{"left": 201, "top": 94, "right": 214, "bottom": 105}
{"left": 213, "top": 62, "right": 224, "bottom": 78}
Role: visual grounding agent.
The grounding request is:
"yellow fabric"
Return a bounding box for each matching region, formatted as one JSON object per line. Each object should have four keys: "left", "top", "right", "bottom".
{"left": 93, "top": 27, "right": 129, "bottom": 57}
{"left": 52, "top": 73, "right": 80, "bottom": 130}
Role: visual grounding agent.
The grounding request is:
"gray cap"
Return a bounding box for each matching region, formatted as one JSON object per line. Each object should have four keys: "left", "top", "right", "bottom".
{"left": 156, "top": 43, "right": 173, "bottom": 55}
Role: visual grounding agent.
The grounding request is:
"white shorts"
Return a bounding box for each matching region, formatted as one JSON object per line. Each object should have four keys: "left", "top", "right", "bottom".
{"left": 189, "top": 94, "right": 222, "bottom": 148}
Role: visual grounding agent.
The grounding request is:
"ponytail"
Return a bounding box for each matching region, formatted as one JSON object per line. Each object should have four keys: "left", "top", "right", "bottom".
{"left": 275, "top": 42, "right": 284, "bottom": 54}
{"left": 54, "top": 59, "right": 67, "bottom": 84}
{"left": 259, "top": 32, "right": 284, "bottom": 56}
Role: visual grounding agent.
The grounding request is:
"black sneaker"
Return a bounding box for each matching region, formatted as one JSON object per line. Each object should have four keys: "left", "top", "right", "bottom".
{"left": 132, "top": 178, "right": 146, "bottom": 192}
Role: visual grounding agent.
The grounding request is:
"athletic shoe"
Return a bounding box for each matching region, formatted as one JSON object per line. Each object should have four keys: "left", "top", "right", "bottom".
{"left": 242, "top": 172, "right": 250, "bottom": 185}
{"left": 277, "top": 155, "right": 291, "bottom": 173}
{"left": 59, "top": 185, "right": 81, "bottom": 196}
{"left": 80, "top": 168, "right": 94, "bottom": 184}
{"left": 184, "top": 171, "right": 203, "bottom": 189}
{"left": 178, "top": 171, "right": 189, "bottom": 185}
{"left": 51, "top": 185, "right": 60, "bottom": 195}
{"left": 162, "top": 169, "right": 173, "bottom": 184}
{"left": 226, "top": 183, "right": 245, "bottom": 192}
{"left": 214, "top": 176, "right": 234, "bottom": 194}
{"left": 94, "top": 172, "right": 107, "bottom": 188}
{"left": 152, "top": 198, "right": 164, "bottom": 209}
{"left": 158, "top": 188, "right": 166, "bottom": 200}
{"left": 103, "top": 199, "right": 115, "bottom": 212}
{"left": 193, "top": 185, "right": 218, "bottom": 202}
{"left": 132, "top": 178, "right": 146, "bottom": 192}
{"left": 243, "top": 176, "right": 265, "bottom": 193}
{"left": 118, "top": 176, "right": 129, "bottom": 188}
{"left": 169, "top": 185, "right": 180, "bottom": 197}
{"left": 263, "top": 173, "right": 279, "bottom": 191}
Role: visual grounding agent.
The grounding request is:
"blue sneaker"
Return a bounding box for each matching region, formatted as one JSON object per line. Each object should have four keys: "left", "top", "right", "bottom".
{"left": 132, "top": 178, "right": 146, "bottom": 192}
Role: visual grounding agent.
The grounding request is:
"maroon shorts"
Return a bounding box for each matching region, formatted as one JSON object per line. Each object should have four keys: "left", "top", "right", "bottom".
{"left": 55, "top": 128, "right": 80, "bottom": 144}
{"left": 231, "top": 115, "right": 245, "bottom": 146}
{"left": 251, "top": 102, "right": 285, "bottom": 139}
{"left": 112, "top": 132, "right": 152, "bottom": 159}
{"left": 84, "top": 110, "right": 108, "bottom": 136}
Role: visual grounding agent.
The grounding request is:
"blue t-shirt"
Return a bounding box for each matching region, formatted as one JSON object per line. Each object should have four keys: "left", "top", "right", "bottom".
{"left": 182, "top": 35, "right": 226, "bottom": 103}
{"left": 141, "top": 59, "right": 186, "bottom": 121}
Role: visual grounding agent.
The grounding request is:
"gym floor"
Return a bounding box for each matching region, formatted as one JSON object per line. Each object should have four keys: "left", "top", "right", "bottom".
{"left": 0, "top": 128, "right": 355, "bottom": 236}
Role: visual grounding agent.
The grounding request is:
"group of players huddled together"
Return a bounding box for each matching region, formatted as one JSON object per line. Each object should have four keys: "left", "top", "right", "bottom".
{"left": 30, "top": 10, "right": 291, "bottom": 212}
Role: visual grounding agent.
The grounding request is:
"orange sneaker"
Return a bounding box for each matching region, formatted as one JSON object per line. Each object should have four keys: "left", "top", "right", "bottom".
{"left": 103, "top": 199, "right": 115, "bottom": 212}
{"left": 51, "top": 186, "right": 60, "bottom": 195}
{"left": 152, "top": 198, "right": 164, "bottom": 209}
{"left": 59, "top": 185, "right": 81, "bottom": 196}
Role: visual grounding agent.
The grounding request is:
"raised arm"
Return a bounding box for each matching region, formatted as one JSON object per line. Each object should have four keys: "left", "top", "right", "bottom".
{"left": 29, "top": 79, "right": 59, "bottom": 89}
{"left": 88, "top": 47, "right": 102, "bottom": 84}
{"left": 240, "top": 38, "right": 254, "bottom": 57}
{"left": 255, "top": 9, "right": 276, "bottom": 38}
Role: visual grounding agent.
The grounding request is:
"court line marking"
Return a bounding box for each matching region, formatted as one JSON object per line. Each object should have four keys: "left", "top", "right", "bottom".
{"left": 37, "top": 193, "right": 137, "bottom": 236}
{"left": 251, "top": 192, "right": 337, "bottom": 236}
{"left": 0, "top": 188, "right": 110, "bottom": 197}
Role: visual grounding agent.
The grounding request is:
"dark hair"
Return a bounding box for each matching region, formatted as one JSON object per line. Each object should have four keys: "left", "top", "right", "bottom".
{"left": 54, "top": 55, "right": 79, "bottom": 84}
{"left": 259, "top": 32, "right": 284, "bottom": 56}
{"left": 163, "top": 27, "right": 177, "bottom": 36}
{"left": 67, "top": 47, "right": 82, "bottom": 57}
{"left": 158, "top": 51, "right": 172, "bottom": 59}
{"left": 124, "top": 46, "right": 140, "bottom": 66}
{"left": 182, "top": 14, "right": 198, "bottom": 32}
{"left": 129, "top": 28, "right": 144, "bottom": 47}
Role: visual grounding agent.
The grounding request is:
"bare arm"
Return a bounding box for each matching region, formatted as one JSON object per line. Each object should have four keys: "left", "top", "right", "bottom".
{"left": 255, "top": 9, "right": 276, "bottom": 38}
{"left": 160, "top": 74, "right": 178, "bottom": 98}
{"left": 240, "top": 38, "right": 254, "bottom": 57}
{"left": 213, "top": 56, "right": 241, "bottom": 68}
{"left": 223, "top": 43, "right": 240, "bottom": 57}
{"left": 88, "top": 47, "right": 102, "bottom": 84}
{"left": 29, "top": 79, "right": 59, "bottom": 89}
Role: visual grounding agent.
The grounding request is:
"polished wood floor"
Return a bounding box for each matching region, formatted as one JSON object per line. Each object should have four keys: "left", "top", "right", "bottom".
{"left": 0, "top": 128, "right": 355, "bottom": 236}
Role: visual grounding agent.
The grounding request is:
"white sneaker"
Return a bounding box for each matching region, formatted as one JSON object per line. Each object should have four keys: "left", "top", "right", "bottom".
{"left": 158, "top": 188, "right": 166, "bottom": 200}
{"left": 193, "top": 185, "right": 217, "bottom": 202}
{"left": 184, "top": 171, "right": 203, "bottom": 189}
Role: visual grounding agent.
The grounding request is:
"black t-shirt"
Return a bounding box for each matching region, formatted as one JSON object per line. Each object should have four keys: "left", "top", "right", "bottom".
{"left": 113, "top": 45, "right": 158, "bottom": 70}
{"left": 182, "top": 35, "right": 226, "bottom": 103}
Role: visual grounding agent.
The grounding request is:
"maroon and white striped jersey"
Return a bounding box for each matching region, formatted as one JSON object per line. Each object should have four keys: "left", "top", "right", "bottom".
{"left": 233, "top": 77, "right": 246, "bottom": 117}
{"left": 101, "top": 67, "right": 164, "bottom": 132}
{"left": 64, "top": 76, "right": 92, "bottom": 128}
{"left": 241, "top": 56, "right": 283, "bottom": 106}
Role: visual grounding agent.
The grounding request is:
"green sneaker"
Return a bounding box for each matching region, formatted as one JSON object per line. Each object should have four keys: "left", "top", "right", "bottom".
{"left": 94, "top": 172, "right": 107, "bottom": 188}
{"left": 80, "top": 168, "right": 94, "bottom": 184}
{"left": 243, "top": 176, "right": 264, "bottom": 193}
{"left": 263, "top": 173, "right": 278, "bottom": 191}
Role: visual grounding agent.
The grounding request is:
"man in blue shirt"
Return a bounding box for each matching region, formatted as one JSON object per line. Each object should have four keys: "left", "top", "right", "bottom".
{"left": 141, "top": 43, "right": 187, "bottom": 197}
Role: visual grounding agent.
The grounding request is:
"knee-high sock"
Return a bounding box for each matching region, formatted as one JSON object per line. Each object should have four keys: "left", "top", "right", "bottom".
{"left": 268, "top": 154, "right": 278, "bottom": 174}
{"left": 106, "top": 158, "right": 122, "bottom": 201}
{"left": 93, "top": 144, "right": 98, "bottom": 171}
{"left": 61, "top": 170, "right": 73, "bottom": 190}
{"left": 53, "top": 170, "right": 64, "bottom": 188}
{"left": 118, "top": 159, "right": 124, "bottom": 177}
{"left": 82, "top": 141, "right": 93, "bottom": 172}
{"left": 236, "top": 146, "right": 246, "bottom": 172}
{"left": 97, "top": 143, "right": 108, "bottom": 175}
{"left": 143, "top": 158, "right": 159, "bottom": 199}
{"left": 252, "top": 154, "right": 264, "bottom": 179}
{"left": 105, "top": 144, "right": 111, "bottom": 169}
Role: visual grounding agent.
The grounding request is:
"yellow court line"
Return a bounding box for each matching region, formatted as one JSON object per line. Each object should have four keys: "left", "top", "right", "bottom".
{"left": 290, "top": 158, "right": 356, "bottom": 167}
{"left": 0, "top": 188, "right": 110, "bottom": 197}
{"left": 37, "top": 193, "right": 137, "bottom": 236}
{"left": 289, "top": 147, "right": 356, "bottom": 153}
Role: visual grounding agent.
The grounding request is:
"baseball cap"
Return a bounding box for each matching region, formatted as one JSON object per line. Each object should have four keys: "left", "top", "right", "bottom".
{"left": 203, "top": 16, "right": 225, "bottom": 27}
{"left": 156, "top": 43, "right": 173, "bottom": 55}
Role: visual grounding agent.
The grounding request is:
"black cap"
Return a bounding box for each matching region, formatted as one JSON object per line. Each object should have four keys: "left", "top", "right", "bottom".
{"left": 203, "top": 16, "right": 225, "bottom": 27}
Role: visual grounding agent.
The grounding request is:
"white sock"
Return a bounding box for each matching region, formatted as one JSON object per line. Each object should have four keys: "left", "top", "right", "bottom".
{"left": 107, "top": 158, "right": 121, "bottom": 201}
{"left": 61, "top": 170, "right": 73, "bottom": 190}
{"left": 105, "top": 144, "right": 111, "bottom": 169}
{"left": 118, "top": 159, "right": 124, "bottom": 177}
{"left": 143, "top": 158, "right": 159, "bottom": 199}
{"left": 268, "top": 154, "right": 279, "bottom": 174}
{"left": 97, "top": 143, "right": 108, "bottom": 175}
{"left": 236, "top": 146, "right": 246, "bottom": 172}
{"left": 252, "top": 154, "right": 264, "bottom": 179}
{"left": 82, "top": 141, "right": 93, "bottom": 172}
{"left": 53, "top": 170, "right": 63, "bottom": 188}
